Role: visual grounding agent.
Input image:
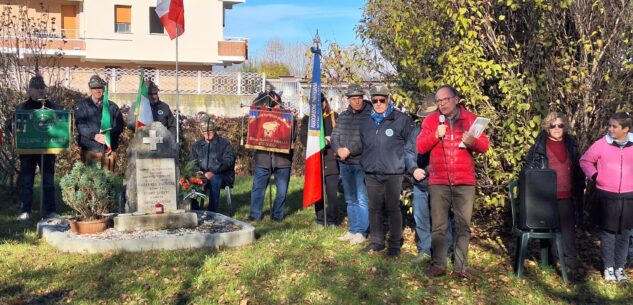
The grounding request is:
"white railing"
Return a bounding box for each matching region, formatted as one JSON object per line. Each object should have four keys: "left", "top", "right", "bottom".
{"left": 10, "top": 67, "right": 265, "bottom": 95}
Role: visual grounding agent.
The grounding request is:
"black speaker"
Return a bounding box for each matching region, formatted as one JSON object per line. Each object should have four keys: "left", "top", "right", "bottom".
{"left": 518, "top": 169, "right": 559, "bottom": 230}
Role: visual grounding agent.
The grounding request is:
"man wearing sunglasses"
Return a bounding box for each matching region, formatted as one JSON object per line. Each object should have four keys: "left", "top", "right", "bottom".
{"left": 417, "top": 85, "right": 489, "bottom": 279}
{"left": 359, "top": 85, "right": 415, "bottom": 258}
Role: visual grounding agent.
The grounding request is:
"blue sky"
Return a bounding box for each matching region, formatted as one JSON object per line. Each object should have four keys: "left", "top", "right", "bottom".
{"left": 224, "top": 0, "right": 365, "bottom": 54}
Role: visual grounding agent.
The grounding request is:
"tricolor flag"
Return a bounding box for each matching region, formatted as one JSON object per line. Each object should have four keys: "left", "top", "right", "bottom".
{"left": 134, "top": 71, "right": 153, "bottom": 128}
{"left": 100, "top": 84, "right": 112, "bottom": 154}
{"left": 156, "top": 0, "right": 185, "bottom": 40}
{"left": 302, "top": 46, "right": 325, "bottom": 208}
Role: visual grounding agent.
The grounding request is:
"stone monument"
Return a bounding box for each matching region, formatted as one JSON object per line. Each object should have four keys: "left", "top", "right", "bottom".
{"left": 115, "top": 122, "right": 197, "bottom": 232}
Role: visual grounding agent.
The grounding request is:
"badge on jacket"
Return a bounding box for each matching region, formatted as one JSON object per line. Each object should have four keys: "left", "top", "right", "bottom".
{"left": 158, "top": 110, "right": 164, "bottom": 116}
{"left": 385, "top": 129, "right": 394, "bottom": 137}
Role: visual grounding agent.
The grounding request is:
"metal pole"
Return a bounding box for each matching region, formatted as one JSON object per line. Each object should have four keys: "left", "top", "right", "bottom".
{"left": 175, "top": 27, "right": 180, "bottom": 144}
{"left": 40, "top": 154, "right": 44, "bottom": 218}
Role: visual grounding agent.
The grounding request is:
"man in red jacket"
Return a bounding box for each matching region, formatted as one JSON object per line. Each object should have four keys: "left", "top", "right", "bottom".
{"left": 417, "top": 85, "right": 489, "bottom": 279}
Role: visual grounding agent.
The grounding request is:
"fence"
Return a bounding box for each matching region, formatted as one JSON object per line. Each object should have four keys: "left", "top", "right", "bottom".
{"left": 9, "top": 67, "right": 265, "bottom": 95}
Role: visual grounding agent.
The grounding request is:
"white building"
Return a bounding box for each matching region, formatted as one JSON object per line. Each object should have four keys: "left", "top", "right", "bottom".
{"left": 1, "top": 0, "right": 248, "bottom": 70}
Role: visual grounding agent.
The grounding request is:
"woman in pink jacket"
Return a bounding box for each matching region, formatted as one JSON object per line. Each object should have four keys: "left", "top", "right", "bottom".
{"left": 580, "top": 112, "right": 633, "bottom": 282}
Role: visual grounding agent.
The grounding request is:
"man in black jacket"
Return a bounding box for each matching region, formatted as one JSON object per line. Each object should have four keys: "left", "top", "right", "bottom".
{"left": 127, "top": 81, "right": 177, "bottom": 137}
{"left": 248, "top": 91, "right": 296, "bottom": 221}
{"left": 75, "top": 75, "right": 124, "bottom": 171}
{"left": 331, "top": 84, "right": 372, "bottom": 245}
{"left": 15, "top": 76, "right": 61, "bottom": 221}
{"left": 191, "top": 113, "right": 235, "bottom": 212}
{"left": 300, "top": 94, "right": 339, "bottom": 227}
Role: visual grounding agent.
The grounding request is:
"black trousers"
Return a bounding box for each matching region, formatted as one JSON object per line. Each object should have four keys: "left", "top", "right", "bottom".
{"left": 366, "top": 174, "right": 403, "bottom": 249}
{"left": 315, "top": 174, "right": 340, "bottom": 225}
{"left": 547, "top": 198, "right": 579, "bottom": 268}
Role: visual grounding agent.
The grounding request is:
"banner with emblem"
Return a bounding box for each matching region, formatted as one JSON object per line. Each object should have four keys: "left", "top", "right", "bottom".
{"left": 245, "top": 106, "right": 294, "bottom": 153}
{"left": 14, "top": 109, "right": 73, "bottom": 154}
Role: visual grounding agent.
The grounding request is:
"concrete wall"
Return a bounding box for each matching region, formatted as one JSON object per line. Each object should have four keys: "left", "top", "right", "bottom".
{"left": 109, "top": 93, "right": 257, "bottom": 118}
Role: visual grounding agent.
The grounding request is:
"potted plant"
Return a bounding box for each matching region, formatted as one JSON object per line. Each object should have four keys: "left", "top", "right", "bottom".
{"left": 60, "top": 161, "right": 119, "bottom": 234}
{"left": 179, "top": 160, "right": 206, "bottom": 210}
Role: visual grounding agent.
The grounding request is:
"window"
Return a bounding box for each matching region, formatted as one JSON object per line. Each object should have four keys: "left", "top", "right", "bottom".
{"left": 149, "top": 7, "right": 164, "bottom": 34}
{"left": 115, "top": 5, "right": 131, "bottom": 33}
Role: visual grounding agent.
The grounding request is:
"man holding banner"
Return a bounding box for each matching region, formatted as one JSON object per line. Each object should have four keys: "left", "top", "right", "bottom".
{"left": 75, "top": 75, "right": 124, "bottom": 171}
{"left": 247, "top": 92, "right": 296, "bottom": 222}
{"left": 14, "top": 76, "right": 61, "bottom": 221}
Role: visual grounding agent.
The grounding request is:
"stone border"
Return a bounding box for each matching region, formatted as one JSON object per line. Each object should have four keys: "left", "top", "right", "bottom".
{"left": 38, "top": 213, "right": 255, "bottom": 254}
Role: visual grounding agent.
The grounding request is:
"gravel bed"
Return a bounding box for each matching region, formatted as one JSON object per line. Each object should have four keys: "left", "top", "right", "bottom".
{"left": 48, "top": 215, "right": 243, "bottom": 241}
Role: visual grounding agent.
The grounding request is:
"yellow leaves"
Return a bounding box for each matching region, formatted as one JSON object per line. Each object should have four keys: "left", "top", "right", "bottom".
{"left": 498, "top": 15, "right": 506, "bottom": 21}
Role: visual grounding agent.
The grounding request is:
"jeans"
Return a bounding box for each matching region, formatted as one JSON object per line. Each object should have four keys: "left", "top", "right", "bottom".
{"left": 429, "top": 185, "right": 475, "bottom": 271}
{"left": 205, "top": 173, "right": 226, "bottom": 213}
{"left": 366, "top": 174, "right": 403, "bottom": 249}
{"left": 412, "top": 184, "right": 454, "bottom": 255}
{"left": 19, "top": 154, "right": 56, "bottom": 214}
{"left": 339, "top": 163, "right": 369, "bottom": 235}
{"left": 249, "top": 167, "right": 290, "bottom": 221}
{"left": 601, "top": 229, "right": 631, "bottom": 269}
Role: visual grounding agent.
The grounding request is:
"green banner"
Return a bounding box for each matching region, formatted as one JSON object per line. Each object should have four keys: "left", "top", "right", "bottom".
{"left": 14, "top": 109, "right": 73, "bottom": 154}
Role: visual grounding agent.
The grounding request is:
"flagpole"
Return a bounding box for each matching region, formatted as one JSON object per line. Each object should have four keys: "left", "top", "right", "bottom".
{"left": 175, "top": 27, "right": 180, "bottom": 143}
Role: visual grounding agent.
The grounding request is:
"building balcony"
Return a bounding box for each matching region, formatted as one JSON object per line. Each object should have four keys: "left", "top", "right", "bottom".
{"left": 218, "top": 37, "right": 247, "bottom": 64}
{"left": 0, "top": 29, "right": 86, "bottom": 58}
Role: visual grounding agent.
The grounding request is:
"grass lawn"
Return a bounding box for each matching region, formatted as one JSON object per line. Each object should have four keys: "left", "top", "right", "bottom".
{"left": 1, "top": 176, "right": 632, "bottom": 304}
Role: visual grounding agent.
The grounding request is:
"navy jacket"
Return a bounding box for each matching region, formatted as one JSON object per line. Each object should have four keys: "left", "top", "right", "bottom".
{"left": 404, "top": 126, "right": 430, "bottom": 191}
{"left": 191, "top": 136, "right": 236, "bottom": 187}
{"left": 360, "top": 108, "right": 414, "bottom": 175}
{"left": 75, "top": 97, "right": 124, "bottom": 152}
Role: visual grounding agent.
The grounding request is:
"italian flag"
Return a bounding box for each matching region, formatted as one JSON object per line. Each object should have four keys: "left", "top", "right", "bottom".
{"left": 135, "top": 71, "right": 153, "bottom": 129}
{"left": 302, "top": 47, "right": 325, "bottom": 208}
{"left": 156, "top": 0, "right": 185, "bottom": 40}
{"left": 100, "top": 84, "right": 112, "bottom": 154}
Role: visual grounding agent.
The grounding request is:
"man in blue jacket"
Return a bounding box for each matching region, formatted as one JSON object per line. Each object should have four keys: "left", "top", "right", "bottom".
{"left": 75, "top": 75, "right": 124, "bottom": 171}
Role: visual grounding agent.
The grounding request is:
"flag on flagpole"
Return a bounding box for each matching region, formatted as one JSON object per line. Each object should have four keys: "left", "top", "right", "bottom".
{"left": 100, "top": 84, "right": 112, "bottom": 154}
{"left": 302, "top": 46, "right": 325, "bottom": 208}
{"left": 134, "top": 71, "right": 153, "bottom": 129}
{"left": 156, "top": 0, "right": 185, "bottom": 40}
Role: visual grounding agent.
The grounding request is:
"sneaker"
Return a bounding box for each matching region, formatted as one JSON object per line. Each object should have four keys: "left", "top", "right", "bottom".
{"left": 412, "top": 253, "right": 432, "bottom": 265}
{"left": 349, "top": 233, "right": 367, "bottom": 245}
{"left": 337, "top": 232, "right": 355, "bottom": 241}
{"left": 45, "top": 212, "right": 60, "bottom": 219}
{"left": 17, "top": 212, "right": 30, "bottom": 221}
{"left": 604, "top": 267, "right": 617, "bottom": 282}
{"left": 362, "top": 243, "right": 385, "bottom": 253}
{"left": 615, "top": 268, "right": 629, "bottom": 282}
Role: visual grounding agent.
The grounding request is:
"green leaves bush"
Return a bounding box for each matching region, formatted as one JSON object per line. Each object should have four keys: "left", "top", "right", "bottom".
{"left": 59, "top": 162, "right": 120, "bottom": 220}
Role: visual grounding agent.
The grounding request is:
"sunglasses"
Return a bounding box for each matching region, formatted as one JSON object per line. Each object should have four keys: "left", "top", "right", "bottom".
{"left": 372, "top": 98, "right": 387, "bottom": 104}
{"left": 549, "top": 123, "right": 565, "bottom": 129}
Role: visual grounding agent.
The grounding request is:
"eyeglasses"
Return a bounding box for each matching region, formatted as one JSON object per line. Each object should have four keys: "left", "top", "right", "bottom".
{"left": 549, "top": 124, "right": 565, "bottom": 129}
{"left": 435, "top": 96, "right": 455, "bottom": 105}
{"left": 149, "top": 93, "right": 159, "bottom": 96}
{"left": 372, "top": 98, "right": 387, "bottom": 104}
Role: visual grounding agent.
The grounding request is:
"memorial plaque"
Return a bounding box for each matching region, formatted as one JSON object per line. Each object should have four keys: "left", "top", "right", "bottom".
{"left": 136, "top": 158, "right": 177, "bottom": 213}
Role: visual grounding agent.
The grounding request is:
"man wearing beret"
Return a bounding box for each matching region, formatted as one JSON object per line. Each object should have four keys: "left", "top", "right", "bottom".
{"left": 191, "top": 113, "right": 236, "bottom": 212}
{"left": 15, "top": 76, "right": 61, "bottom": 220}
{"left": 75, "top": 75, "right": 124, "bottom": 171}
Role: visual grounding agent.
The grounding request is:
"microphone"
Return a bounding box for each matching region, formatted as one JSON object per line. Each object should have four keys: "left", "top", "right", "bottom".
{"left": 438, "top": 114, "right": 446, "bottom": 140}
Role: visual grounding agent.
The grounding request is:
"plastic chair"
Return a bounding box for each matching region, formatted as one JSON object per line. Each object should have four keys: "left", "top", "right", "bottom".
{"left": 508, "top": 180, "right": 568, "bottom": 283}
{"left": 224, "top": 184, "right": 233, "bottom": 212}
